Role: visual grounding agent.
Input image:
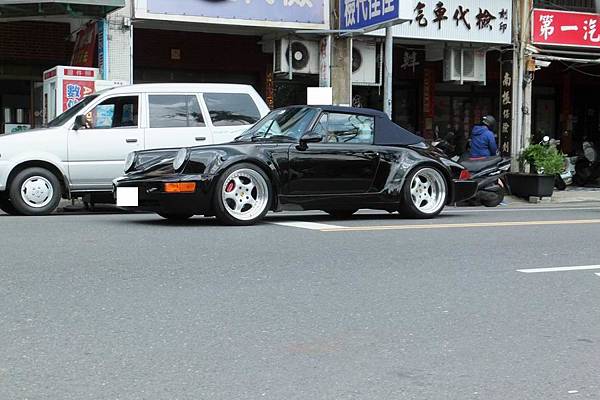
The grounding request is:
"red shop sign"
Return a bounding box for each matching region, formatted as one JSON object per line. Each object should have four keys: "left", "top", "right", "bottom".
{"left": 532, "top": 9, "right": 600, "bottom": 48}
{"left": 63, "top": 80, "right": 95, "bottom": 111}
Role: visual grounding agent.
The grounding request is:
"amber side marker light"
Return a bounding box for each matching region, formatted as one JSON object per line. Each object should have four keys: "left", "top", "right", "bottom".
{"left": 164, "top": 182, "right": 197, "bottom": 193}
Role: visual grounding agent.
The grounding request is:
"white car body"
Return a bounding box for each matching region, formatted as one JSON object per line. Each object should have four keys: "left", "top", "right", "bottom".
{"left": 0, "top": 83, "right": 269, "bottom": 195}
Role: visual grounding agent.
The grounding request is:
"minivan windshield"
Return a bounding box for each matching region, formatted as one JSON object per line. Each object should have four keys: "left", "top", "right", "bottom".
{"left": 238, "top": 107, "right": 318, "bottom": 141}
{"left": 46, "top": 95, "right": 99, "bottom": 128}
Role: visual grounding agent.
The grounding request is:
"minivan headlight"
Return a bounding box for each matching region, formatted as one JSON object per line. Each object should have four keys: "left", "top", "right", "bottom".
{"left": 124, "top": 151, "right": 136, "bottom": 173}
{"left": 173, "top": 148, "right": 188, "bottom": 170}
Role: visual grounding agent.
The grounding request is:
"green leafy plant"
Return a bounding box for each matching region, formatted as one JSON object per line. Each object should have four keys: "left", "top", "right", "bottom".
{"left": 519, "top": 144, "right": 565, "bottom": 175}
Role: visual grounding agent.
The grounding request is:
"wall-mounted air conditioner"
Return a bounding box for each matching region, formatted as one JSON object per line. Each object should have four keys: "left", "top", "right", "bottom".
{"left": 352, "top": 41, "right": 378, "bottom": 86}
{"left": 443, "top": 48, "right": 486, "bottom": 84}
{"left": 274, "top": 39, "right": 319, "bottom": 75}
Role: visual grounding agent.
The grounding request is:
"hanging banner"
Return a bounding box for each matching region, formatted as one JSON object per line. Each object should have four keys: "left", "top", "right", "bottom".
{"left": 71, "top": 22, "right": 97, "bottom": 67}
{"left": 499, "top": 52, "right": 513, "bottom": 156}
{"left": 532, "top": 9, "right": 600, "bottom": 48}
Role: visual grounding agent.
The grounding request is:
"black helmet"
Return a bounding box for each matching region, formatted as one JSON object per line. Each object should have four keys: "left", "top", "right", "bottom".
{"left": 481, "top": 115, "right": 496, "bottom": 129}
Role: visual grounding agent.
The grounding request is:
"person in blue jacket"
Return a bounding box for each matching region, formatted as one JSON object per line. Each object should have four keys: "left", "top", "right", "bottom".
{"left": 469, "top": 115, "right": 498, "bottom": 158}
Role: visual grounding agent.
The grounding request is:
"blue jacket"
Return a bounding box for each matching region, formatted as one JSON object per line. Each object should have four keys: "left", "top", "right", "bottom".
{"left": 470, "top": 125, "right": 498, "bottom": 157}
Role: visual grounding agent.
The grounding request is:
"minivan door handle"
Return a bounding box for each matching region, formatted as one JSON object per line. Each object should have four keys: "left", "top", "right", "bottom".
{"left": 195, "top": 136, "right": 206, "bottom": 142}
{"left": 126, "top": 138, "right": 138, "bottom": 143}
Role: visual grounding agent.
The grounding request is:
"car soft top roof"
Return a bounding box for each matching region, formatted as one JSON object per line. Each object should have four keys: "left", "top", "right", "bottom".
{"left": 288, "top": 105, "right": 424, "bottom": 146}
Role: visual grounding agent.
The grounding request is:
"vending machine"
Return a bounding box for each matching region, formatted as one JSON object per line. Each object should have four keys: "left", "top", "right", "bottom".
{"left": 42, "top": 65, "right": 126, "bottom": 124}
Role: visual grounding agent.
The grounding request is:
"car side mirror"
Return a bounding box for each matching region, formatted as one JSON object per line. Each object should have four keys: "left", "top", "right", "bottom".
{"left": 299, "top": 131, "right": 323, "bottom": 145}
{"left": 73, "top": 114, "right": 86, "bottom": 130}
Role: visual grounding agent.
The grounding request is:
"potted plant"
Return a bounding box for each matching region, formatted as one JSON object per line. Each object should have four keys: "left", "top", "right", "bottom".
{"left": 507, "top": 143, "right": 566, "bottom": 198}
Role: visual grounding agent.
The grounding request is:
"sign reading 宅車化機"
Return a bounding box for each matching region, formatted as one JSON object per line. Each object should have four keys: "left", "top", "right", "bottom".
{"left": 340, "top": 0, "right": 402, "bottom": 31}
{"left": 145, "top": 0, "right": 325, "bottom": 26}
{"left": 369, "top": 0, "right": 512, "bottom": 44}
{"left": 532, "top": 9, "right": 600, "bottom": 48}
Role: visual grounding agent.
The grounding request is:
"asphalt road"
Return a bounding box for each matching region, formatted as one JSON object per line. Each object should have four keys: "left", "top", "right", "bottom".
{"left": 2, "top": 205, "right": 600, "bottom": 400}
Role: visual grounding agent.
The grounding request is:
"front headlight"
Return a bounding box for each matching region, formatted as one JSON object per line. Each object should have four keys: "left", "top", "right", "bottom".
{"left": 124, "top": 151, "right": 136, "bottom": 173}
{"left": 173, "top": 148, "right": 188, "bottom": 170}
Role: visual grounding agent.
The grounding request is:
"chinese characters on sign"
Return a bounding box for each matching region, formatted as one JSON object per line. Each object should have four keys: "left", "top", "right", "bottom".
{"left": 63, "top": 80, "right": 95, "bottom": 111}
{"left": 340, "top": 0, "right": 400, "bottom": 30}
{"left": 532, "top": 9, "right": 600, "bottom": 48}
{"left": 409, "top": 2, "right": 506, "bottom": 33}
{"left": 400, "top": 50, "right": 420, "bottom": 72}
{"left": 499, "top": 56, "right": 512, "bottom": 156}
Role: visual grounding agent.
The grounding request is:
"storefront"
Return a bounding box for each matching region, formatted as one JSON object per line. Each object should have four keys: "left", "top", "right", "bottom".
{"left": 367, "top": 0, "right": 513, "bottom": 142}
{"left": 531, "top": 8, "right": 600, "bottom": 156}
{"left": 0, "top": 0, "right": 125, "bottom": 133}
{"left": 131, "top": 0, "right": 329, "bottom": 108}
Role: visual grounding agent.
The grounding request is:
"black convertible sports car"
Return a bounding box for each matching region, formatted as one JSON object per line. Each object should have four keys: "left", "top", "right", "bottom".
{"left": 113, "top": 106, "right": 477, "bottom": 225}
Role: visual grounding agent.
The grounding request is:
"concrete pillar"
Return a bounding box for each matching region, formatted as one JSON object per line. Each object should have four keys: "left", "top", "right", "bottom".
{"left": 105, "top": 0, "right": 134, "bottom": 83}
{"left": 330, "top": 0, "right": 351, "bottom": 105}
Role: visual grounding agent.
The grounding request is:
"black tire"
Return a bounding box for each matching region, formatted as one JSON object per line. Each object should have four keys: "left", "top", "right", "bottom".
{"left": 157, "top": 212, "right": 193, "bottom": 221}
{"left": 554, "top": 174, "right": 567, "bottom": 191}
{"left": 400, "top": 166, "right": 448, "bottom": 219}
{"left": 0, "top": 195, "right": 21, "bottom": 215}
{"left": 213, "top": 163, "right": 272, "bottom": 226}
{"left": 480, "top": 190, "right": 504, "bottom": 207}
{"left": 324, "top": 209, "right": 358, "bottom": 219}
{"left": 8, "top": 168, "right": 62, "bottom": 216}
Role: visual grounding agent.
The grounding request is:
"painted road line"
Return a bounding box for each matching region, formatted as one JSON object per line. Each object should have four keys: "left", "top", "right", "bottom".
{"left": 595, "top": 273, "right": 600, "bottom": 277}
{"left": 517, "top": 265, "right": 600, "bottom": 274}
{"left": 271, "top": 221, "right": 344, "bottom": 230}
{"left": 443, "top": 206, "right": 600, "bottom": 214}
{"left": 319, "top": 218, "right": 600, "bottom": 232}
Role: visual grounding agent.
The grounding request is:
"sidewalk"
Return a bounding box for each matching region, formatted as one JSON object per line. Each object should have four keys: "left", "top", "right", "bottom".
{"left": 504, "top": 186, "right": 600, "bottom": 206}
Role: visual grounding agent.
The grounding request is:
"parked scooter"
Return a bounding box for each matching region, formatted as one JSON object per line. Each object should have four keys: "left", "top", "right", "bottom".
{"left": 432, "top": 134, "right": 510, "bottom": 207}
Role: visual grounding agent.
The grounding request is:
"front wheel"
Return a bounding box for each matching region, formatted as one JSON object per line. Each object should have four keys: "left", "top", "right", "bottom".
{"left": 400, "top": 166, "right": 448, "bottom": 218}
{"left": 213, "top": 163, "right": 272, "bottom": 226}
{"left": 9, "top": 168, "right": 62, "bottom": 216}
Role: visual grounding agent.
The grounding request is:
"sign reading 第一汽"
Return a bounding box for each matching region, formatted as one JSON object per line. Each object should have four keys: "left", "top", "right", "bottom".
{"left": 370, "top": 0, "right": 512, "bottom": 44}
{"left": 146, "top": 0, "right": 325, "bottom": 26}
{"left": 532, "top": 9, "right": 600, "bottom": 48}
{"left": 340, "top": 0, "right": 402, "bottom": 31}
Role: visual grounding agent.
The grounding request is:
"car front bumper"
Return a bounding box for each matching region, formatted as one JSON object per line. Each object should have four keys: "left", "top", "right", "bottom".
{"left": 112, "top": 174, "right": 215, "bottom": 215}
{"left": 450, "top": 179, "right": 478, "bottom": 204}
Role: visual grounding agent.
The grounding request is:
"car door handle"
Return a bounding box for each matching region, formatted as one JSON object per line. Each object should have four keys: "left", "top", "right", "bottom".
{"left": 126, "top": 138, "right": 138, "bottom": 143}
{"left": 195, "top": 136, "right": 206, "bottom": 141}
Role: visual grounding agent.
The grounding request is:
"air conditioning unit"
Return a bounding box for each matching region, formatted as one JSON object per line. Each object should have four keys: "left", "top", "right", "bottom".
{"left": 352, "top": 41, "right": 378, "bottom": 85}
{"left": 274, "top": 39, "right": 319, "bottom": 75}
{"left": 443, "top": 48, "right": 486, "bottom": 83}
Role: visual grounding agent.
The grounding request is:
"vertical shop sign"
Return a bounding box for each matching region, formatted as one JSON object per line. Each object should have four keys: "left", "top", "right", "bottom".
{"left": 63, "top": 80, "right": 95, "bottom": 111}
{"left": 422, "top": 68, "right": 435, "bottom": 138}
{"left": 97, "top": 19, "right": 109, "bottom": 80}
{"left": 71, "top": 22, "right": 98, "bottom": 67}
{"left": 499, "top": 54, "right": 512, "bottom": 156}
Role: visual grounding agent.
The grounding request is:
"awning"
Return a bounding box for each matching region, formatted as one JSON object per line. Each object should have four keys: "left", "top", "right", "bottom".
{"left": 0, "top": 0, "right": 124, "bottom": 19}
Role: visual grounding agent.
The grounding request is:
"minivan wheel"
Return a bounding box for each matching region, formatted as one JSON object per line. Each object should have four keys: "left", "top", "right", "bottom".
{"left": 9, "top": 167, "right": 62, "bottom": 216}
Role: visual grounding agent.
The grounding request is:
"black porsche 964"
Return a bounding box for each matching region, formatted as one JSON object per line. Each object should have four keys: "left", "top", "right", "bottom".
{"left": 113, "top": 106, "right": 477, "bottom": 225}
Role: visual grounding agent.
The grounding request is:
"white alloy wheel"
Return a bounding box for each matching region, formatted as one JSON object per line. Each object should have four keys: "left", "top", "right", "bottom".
{"left": 409, "top": 167, "right": 446, "bottom": 215}
{"left": 20, "top": 176, "right": 54, "bottom": 208}
{"left": 220, "top": 168, "right": 270, "bottom": 222}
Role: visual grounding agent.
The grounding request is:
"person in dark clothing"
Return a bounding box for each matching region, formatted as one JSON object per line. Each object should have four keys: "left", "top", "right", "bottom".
{"left": 469, "top": 115, "right": 498, "bottom": 158}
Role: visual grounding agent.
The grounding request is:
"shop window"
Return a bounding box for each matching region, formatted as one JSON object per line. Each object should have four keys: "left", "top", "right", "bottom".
{"left": 320, "top": 113, "right": 375, "bottom": 144}
{"left": 204, "top": 93, "right": 261, "bottom": 126}
{"left": 149, "top": 95, "right": 205, "bottom": 128}
{"left": 84, "top": 96, "right": 138, "bottom": 129}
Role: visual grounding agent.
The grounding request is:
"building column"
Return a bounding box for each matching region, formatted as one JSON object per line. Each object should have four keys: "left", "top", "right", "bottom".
{"left": 330, "top": 0, "right": 351, "bottom": 105}
{"left": 104, "top": 0, "right": 134, "bottom": 83}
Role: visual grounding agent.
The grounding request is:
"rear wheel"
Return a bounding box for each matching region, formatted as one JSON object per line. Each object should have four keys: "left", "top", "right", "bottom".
{"left": 157, "top": 212, "right": 193, "bottom": 221}
{"left": 213, "top": 163, "right": 272, "bottom": 226}
{"left": 9, "top": 168, "right": 62, "bottom": 216}
{"left": 324, "top": 209, "right": 357, "bottom": 219}
{"left": 400, "top": 166, "right": 447, "bottom": 218}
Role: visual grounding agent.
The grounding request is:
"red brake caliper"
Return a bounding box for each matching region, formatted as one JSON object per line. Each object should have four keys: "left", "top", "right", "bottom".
{"left": 225, "top": 180, "right": 235, "bottom": 192}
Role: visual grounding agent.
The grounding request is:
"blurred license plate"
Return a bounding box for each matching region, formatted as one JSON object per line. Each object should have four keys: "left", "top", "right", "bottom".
{"left": 116, "top": 187, "right": 138, "bottom": 207}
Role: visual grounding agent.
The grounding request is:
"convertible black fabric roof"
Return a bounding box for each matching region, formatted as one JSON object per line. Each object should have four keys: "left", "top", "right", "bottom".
{"left": 300, "top": 105, "right": 424, "bottom": 146}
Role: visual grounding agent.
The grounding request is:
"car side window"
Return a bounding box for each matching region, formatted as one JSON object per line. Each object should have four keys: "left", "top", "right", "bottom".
{"left": 203, "top": 93, "right": 261, "bottom": 126}
{"left": 321, "top": 113, "right": 374, "bottom": 144}
{"left": 83, "top": 96, "right": 139, "bottom": 129}
{"left": 148, "top": 95, "right": 205, "bottom": 128}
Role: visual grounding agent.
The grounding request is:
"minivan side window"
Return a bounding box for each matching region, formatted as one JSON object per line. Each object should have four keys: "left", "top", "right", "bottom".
{"left": 83, "top": 96, "right": 138, "bottom": 129}
{"left": 148, "top": 95, "right": 205, "bottom": 128}
{"left": 203, "top": 93, "right": 261, "bottom": 127}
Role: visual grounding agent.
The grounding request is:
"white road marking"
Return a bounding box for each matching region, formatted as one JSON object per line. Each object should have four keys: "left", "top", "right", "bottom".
{"left": 517, "top": 265, "right": 600, "bottom": 274}
{"left": 595, "top": 273, "right": 600, "bottom": 278}
{"left": 443, "top": 206, "right": 600, "bottom": 214}
{"left": 270, "top": 221, "right": 343, "bottom": 230}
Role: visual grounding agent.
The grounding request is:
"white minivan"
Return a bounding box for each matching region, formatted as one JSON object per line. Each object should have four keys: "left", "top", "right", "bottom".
{"left": 0, "top": 83, "right": 270, "bottom": 215}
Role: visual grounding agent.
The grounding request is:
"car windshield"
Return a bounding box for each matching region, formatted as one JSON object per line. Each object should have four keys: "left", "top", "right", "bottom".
{"left": 240, "top": 107, "right": 318, "bottom": 141}
{"left": 46, "top": 95, "right": 99, "bottom": 128}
